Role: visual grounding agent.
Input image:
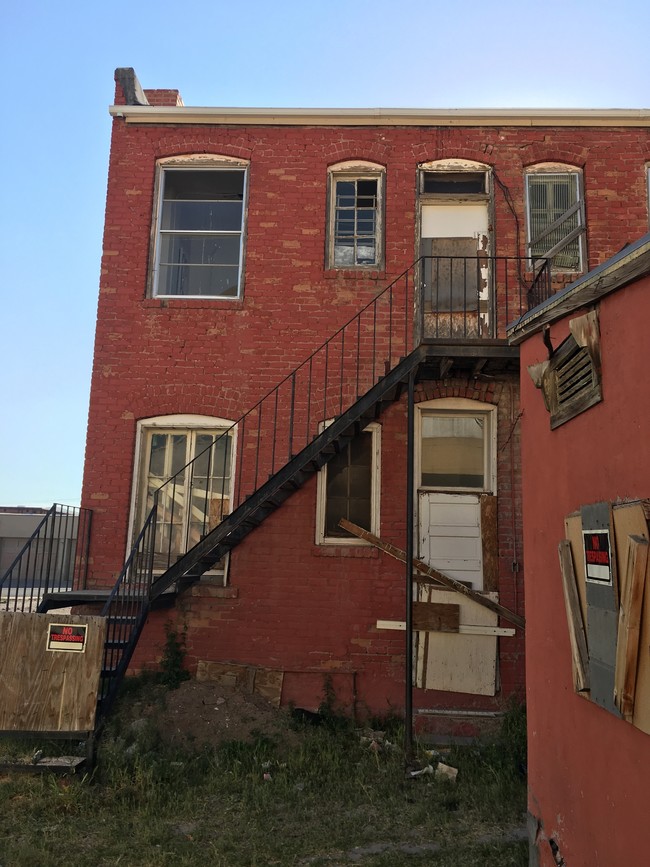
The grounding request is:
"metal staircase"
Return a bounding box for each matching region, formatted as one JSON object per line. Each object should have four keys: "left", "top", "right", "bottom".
{"left": 0, "top": 255, "right": 551, "bottom": 725}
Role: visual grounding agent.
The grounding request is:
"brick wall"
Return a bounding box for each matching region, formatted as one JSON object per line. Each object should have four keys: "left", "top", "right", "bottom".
{"left": 83, "top": 88, "right": 650, "bottom": 719}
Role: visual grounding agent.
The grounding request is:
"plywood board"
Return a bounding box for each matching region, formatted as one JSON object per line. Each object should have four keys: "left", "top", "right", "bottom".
{"left": 558, "top": 539, "right": 590, "bottom": 693}
{"left": 566, "top": 501, "right": 650, "bottom": 735}
{"left": 412, "top": 602, "right": 460, "bottom": 633}
{"left": 611, "top": 502, "right": 650, "bottom": 734}
{"left": 614, "top": 535, "right": 648, "bottom": 720}
{"left": 414, "top": 586, "right": 498, "bottom": 695}
{"left": 0, "top": 612, "right": 106, "bottom": 733}
{"left": 480, "top": 495, "right": 499, "bottom": 593}
{"left": 564, "top": 514, "right": 588, "bottom": 626}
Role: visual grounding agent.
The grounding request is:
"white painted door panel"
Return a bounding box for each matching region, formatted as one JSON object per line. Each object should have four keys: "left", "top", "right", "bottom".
{"left": 419, "top": 493, "right": 483, "bottom": 589}
{"left": 415, "top": 491, "right": 497, "bottom": 695}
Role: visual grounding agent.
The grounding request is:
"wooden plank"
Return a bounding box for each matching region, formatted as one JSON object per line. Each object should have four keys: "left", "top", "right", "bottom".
{"left": 480, "top": 494, "right": 499, "bottom": 593}
{"left": 565, "top": 514, "right": 588, "bottom": 626}
{"left": 611, "top": 502, "right": 650, "bottom": 734}
{"left": 614, "top": 535, "right": 649, "bottom": 720}
{"left": 376, "top": 619, "right": 515, "bottom": 637}
{"left": 0, "top": 612, "right": 106, "bottom": 733}
{"left": 558, "top": 539, "right": 590, "bottom": 693}
{"left": 412, "top": 602, "right": 459, "bottom": 633}
{"left": 339, "top": 519, "right": 525, "bottom": 629}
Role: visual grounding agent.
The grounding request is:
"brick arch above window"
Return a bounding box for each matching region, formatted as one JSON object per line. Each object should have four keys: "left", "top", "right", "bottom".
{"left": 522, "top": 144, "right": 588, "bottom": 168}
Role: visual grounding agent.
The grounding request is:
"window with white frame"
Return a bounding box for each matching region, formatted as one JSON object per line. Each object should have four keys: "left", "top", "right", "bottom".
{"left": 316, "top": 423, "right": 380, "bottom": 543}
{"left": 133, "top": 416, "right": 235, "bottom": 573}
{"left": 153, "top": 164, "right": 247, "bottom": 298}
{"left": 526, "top": 167, "right": 585, "bottom": 271}
{"left": 328, "top": 164, "right": 384, "bottom": 268}
{"left": 419, "top": 407, "right": 495, "bottom": 492}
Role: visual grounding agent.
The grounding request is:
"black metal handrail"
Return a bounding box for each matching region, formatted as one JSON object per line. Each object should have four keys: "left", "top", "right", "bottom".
{"left": 127, "top": 255, "right": 551, "bottom": 576}
{"left": 140, "top": 259, "right": 418, "bottom": 576}
{"left": 419, "top": 255, "right": 552, "bottom": 340}
{"left": 0, "top": 504, "right": 92, "bottom": 613}
{"left": 96, "top": 506, "right": 157, "bottom": 719}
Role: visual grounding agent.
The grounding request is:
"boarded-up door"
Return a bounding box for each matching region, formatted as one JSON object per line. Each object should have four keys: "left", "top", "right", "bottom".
{"left": 415, "top": 492, "right": 498, "bottom": 695}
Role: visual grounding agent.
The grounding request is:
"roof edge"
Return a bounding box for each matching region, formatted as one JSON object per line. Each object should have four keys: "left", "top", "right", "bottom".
{"left": 108, "top": 104, "right": 650, "bottom": 127}
{"left": 507, "top": 233, "right": 650, "bottom": 344}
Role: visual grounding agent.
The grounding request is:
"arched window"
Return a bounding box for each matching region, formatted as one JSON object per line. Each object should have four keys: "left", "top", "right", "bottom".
{"left": 416, "top": 398, "right": 496, "bottom": 493}
{"left": 130, "top": 414, "right": 236, "bottom": 575}
{"left": 151, "top": 155, "right": 249, "bottom": 298}
{"left": 525, "top": 163, "right": 586, "bottom": 271}
{"left": 327, "top": 160, "right": 385, "bottom": 269}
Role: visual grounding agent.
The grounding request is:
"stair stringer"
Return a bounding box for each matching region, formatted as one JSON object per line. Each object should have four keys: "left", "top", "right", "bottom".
{"left": 148, "top": 346, "right": 425, "bottom": 600}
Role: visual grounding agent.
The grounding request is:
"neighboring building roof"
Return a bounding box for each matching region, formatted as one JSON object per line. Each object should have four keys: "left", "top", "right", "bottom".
{"left": 507, "top": 233, "right": 650, "bottom": 345}
{"left": 0, "top": 506, "right": 49, "bottom": 514}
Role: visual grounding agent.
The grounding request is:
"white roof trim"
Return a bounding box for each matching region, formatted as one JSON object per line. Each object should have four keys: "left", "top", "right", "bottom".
{"left": 109, "top": 105, "right": 650, "bottom": 127}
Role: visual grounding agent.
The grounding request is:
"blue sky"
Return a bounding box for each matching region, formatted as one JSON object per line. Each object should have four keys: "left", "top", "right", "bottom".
{"left": 1, "top": 0, "right": 649, "bottom": 507}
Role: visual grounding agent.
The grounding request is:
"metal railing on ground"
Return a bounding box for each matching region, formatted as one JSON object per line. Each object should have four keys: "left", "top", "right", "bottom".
{"left": 0, "top": 505, "right": 92, "bottom": 613}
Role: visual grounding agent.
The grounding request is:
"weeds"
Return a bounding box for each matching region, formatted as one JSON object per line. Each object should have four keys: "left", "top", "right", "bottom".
{"left": 158, "top": 621, "right": 191, "bottom": 688}
{"left": 0, "top": 690, "right": 528, "bottom": 866}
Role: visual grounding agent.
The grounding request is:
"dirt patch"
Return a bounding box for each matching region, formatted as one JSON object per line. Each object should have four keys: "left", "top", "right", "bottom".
{"left": 122, "top": 679, "right": 300, "bottom": 750}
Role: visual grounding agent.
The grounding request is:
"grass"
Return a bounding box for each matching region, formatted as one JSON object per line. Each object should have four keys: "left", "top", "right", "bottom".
{"left": 0, "top": 687, "right": 527, "bottom": 866}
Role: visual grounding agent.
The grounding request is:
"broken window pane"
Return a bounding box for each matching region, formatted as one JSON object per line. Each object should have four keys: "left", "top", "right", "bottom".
{"left": 331, "top": 176, "right": 380, "bottom": 267}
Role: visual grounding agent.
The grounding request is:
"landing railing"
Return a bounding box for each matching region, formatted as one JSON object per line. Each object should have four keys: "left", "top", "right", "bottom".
{"left": 418, "top": 255, "right": 552, "bottom": 341}
{"left": 0, "top": 505, "right": 92, "bottom": 613}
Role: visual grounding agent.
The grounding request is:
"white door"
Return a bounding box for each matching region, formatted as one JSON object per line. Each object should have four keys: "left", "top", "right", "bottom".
{"left": 418, "top": 493, "right": 483, "bottom": 589}
{"left": 414, "top": 402, "right": 498, "bottom": 696}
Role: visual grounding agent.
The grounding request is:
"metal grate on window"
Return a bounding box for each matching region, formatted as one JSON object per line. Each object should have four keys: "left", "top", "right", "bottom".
{"left": 528, "top": 173, "right": 583, "bottom": 270}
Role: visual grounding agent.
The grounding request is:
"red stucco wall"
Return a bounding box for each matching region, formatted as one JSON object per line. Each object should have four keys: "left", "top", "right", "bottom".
{"left": 519, "top": 273, "right": 650, "bottom": 866}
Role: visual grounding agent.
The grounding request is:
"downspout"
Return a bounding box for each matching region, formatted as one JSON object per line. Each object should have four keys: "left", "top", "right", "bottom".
{"left": 405, "top": 368, "right": 416, "bottom": 759}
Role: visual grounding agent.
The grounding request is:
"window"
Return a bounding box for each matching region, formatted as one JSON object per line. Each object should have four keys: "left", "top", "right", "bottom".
{"left": 526, "top": 168, "right": 585, "bottom": 270}
{"left": 328, "top": 164, "right": 384, "bottom": 268}
{"left": 316, "top": 423, "right": 380, "bottom": 543}
{"left": 153, "top": 165, "right": 247, "bottom": 298}
{"left": 419, "top": 406, "right": 495, "bottom": 492}
{"left": 133, "top": 417, "right": 235, "bottom": 572}
{"left": 421, "top": 170, "right": 487, "bottom": 195}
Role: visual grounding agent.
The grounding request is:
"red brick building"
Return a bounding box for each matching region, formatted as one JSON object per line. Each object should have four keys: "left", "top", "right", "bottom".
{"left": 508, "top": 235, "right": 650, "bottom": 866}
{"left": 80, "top": 68, "right": 650, "bottom": 731}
